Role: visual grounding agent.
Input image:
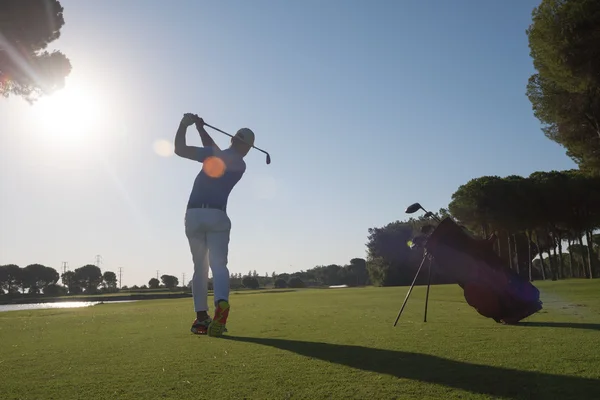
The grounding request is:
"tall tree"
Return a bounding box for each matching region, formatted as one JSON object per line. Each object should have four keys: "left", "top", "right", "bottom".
{"left": 61, "top": 270, "right": 79, "bottom": 294}
{"left": 160, "top": 274, "right": 179, "bottom": 289}
{"left": 22, "top": 264, "right": 59, "bottom": 294}
{"left": 73, "top": 265, "right": 103, "bottom": 294}
{"left": 348, "top": 258, "right": 369, "bottom": 286}
{"left": 0, "top": 264, "right": 23, "bottom": 293}
{"left": 148, "top": 278, "right": 160, "bottom": 289}
{"left": 0, "top": 0, "right": 72, "bottom": 103}
{"left": 102, "top": 271, "right": 118, "bottom": 289}
{"left": 526, "top": 0, "right": 600, "bottom": 175}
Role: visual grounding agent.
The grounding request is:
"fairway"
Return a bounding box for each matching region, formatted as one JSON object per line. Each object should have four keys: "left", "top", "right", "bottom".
{"left": 1, "top": 281, "right": 599, "bottom": 400}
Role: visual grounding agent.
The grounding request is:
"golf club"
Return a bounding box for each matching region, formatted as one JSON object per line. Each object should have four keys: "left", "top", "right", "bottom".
{"left": 203, "top": 122, "right": 271, "bottom": 165}
{"left": 405, "top": 202, "right": 441, "bottom": 223}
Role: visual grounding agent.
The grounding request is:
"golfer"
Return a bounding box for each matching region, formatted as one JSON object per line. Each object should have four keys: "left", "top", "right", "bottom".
{"left": 174, "top": 113, "right": 254, "bottom": 336}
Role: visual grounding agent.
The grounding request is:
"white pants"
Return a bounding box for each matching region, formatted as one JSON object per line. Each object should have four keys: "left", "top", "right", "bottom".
{"left": 184, "top": 208, "right": 231, "bottom": 312}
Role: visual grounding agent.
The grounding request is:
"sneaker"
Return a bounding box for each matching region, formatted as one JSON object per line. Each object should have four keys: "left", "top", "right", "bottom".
{"left": 191, "top": 317, "right": 212, "bottom": 335}
{"left": 208, "top": 300, "right": 230, "bottom": 337}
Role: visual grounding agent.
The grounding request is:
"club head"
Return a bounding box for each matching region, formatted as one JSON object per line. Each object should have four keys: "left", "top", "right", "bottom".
{"left": 405, "top": 203, "right": 423, "bottom": 214}
{"left": 266, "top": 153, "right": 271, "bottom": 164}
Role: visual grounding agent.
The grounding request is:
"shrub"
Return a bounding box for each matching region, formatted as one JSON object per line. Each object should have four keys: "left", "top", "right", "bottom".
{"left": 288, "top": 277, "right": 305, "bottom": 288}
{"left": 274, "top": 278, "right": 288, "bottom": 288}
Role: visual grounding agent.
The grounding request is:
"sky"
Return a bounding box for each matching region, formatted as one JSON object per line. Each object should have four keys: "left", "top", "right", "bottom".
{"left": 0, "top": 0, "right": 579, "bottom": 287}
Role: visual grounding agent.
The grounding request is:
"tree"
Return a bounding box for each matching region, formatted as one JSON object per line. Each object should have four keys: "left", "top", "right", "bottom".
{"left": 22, "top": 264, "right": 59, "bottom": 294}
{"left": 0, "top": 0, "right": 72, "bottom": 103}
{"left": 274, "top": 278, "right": 287, "bottom": 288}
{"left": 526, "top": 0, "right": 600, "bottom": 175}
{"left": 288, "top": 277, "right": 305, "bottom": 288}
{"left": 61, "top": 270, "right": 79, "bottom": 294}
{"left": 160, "top": 274, "right": 179, "bottom": 289}
{"left": 73, "top": 265, "right": 103, "bottom": 294}
{"left": 0, "top": 264, "right": 23, "bottom": 293}
{"left": 102, "top": 271, "right": 118, "bottom": 290}
{"left": 242, "top": 276, "right": 259, "bottom": 289}
{"left": 0, "top": 266, "right": 7, "bottom": 294}
{"left": 365, "top": 219, "right": 427, "bottom": 286}
{"left": 445, "top": 170, "right": 600, "bottom": 281}
{"left": 348, "top": 258, "right": 369, "bottom": 286}
{"left": 43, "top": 284, "right": 67, "bottom": 296}
{"left": 148, "top": 278, "right": 160, "bottom": 289}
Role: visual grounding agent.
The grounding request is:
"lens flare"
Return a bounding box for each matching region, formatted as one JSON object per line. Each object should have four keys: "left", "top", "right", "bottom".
{"left": 203, "top": 156, "right": 226, "bottom": 178}
{"left": 153, "top": 139, "right": 173, "bottom": 157}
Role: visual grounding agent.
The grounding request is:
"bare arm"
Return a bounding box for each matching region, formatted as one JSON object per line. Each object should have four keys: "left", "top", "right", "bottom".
{"left": 194, "top": 116, "right": 221, "bottom": 151}
{"left": 174, "top": 113, "right": 212, "bottom": 161}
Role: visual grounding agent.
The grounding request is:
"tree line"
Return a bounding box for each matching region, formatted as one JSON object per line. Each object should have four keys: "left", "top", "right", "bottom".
{"left": 363, "top": 171, "right": 600, "bottom": 288}
{"left": 0, "top": 264, "right": 117, "bottom": 296}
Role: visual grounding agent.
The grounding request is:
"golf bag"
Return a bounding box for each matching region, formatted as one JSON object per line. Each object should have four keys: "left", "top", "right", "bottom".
{"left": 424, "top": 217, "right": 543, "bottom": 324}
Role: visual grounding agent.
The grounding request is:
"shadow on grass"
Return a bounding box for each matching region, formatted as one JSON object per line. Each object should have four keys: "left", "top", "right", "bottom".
{"left": 231, "top": 289, "right": 298, "bottom": 296}
{"left": 223, "top": 336, "right": 600, "bottom": 399}
{"left": 518, "top": 321, "right": 600, "bottom": 331}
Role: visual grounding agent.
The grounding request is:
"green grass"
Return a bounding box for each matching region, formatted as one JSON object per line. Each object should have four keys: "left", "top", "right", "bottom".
{"left": 1, "top": 280, "right": 599, "bottom": 399}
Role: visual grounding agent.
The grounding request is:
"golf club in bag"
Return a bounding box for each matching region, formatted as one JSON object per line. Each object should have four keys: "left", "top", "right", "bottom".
{"left": 394, "top": 203, "right": 543, "bottom": 327}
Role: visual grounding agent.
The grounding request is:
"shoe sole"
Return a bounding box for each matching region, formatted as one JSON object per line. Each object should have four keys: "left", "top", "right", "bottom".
{"left": 191, "top": 327, "right": 208, "bottom": 335}
{"left": 207, "top": 322, "right": 228, "bottom": 337}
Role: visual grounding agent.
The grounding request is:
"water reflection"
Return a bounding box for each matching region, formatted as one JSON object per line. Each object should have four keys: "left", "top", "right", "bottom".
{"left": 0, "top": 300, "right": 136, "bottom": 313}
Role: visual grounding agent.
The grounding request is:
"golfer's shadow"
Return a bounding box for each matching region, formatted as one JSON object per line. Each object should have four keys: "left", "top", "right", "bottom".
{"left": 223, "top": 336, "right": 600, "bottom": 400}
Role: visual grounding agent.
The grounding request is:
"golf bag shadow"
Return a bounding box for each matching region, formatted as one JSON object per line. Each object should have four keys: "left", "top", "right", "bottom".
{"left": 398, "top": 217, "right": 543, "bottom": 325}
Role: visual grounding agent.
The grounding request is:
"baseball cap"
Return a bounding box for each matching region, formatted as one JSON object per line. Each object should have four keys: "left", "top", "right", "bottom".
{"left": 234, "top": 128, "right": 255, "bottom": 147}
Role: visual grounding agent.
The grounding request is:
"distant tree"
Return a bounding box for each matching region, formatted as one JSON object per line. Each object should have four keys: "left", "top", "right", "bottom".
{"left": 365, "top": 220, "right": 423, "bottom": 286}
{"left": 148, "top": 278, "right": 160, "bottom": 289}
{"left": 0, "top": 0, "right": 72, "bottom": 103}
{"left": 0, "top": 264, "right": 23, "bottom": 293}
{"left": 22, "top": 264, "right": 59, "bottom": 294}
{"left": 43, "top": 284, "right": 67, "bottom": 296}
{"left": 73, "top": 265, "right": 103, "bottom": 294}
{"left": 274, "top": 278, "right": 288, "bottom": 289}
{"left": 160, "top": 274, "right": 179, "bottom": 289}
{"left": 102, "top": 271, "right": 118, "bottom": 289}
{"left": 242, "top": 276, "right": 259, "bottom": 289}
{"left": 348, "top": 258, "right": 369, "bottom": 286}
{"left": 0, "top": 265, "right": 10, "bottom": 293}
{"left": 288, "top": 277, "right": 305, "bottom": 288}
{"left": 61, "top": 270, "right": 79, "bottom": 294}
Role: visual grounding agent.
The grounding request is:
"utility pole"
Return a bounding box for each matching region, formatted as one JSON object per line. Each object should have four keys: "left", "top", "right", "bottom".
{"left": 95, "top": 254, "right": 103, "bottom": 271}
{"left": 118, "top": 267, "right": 123, "bottom": 289}
{"left": 62, "top": 261, "right": 68, "bottom": 275}
{"left": 156, "top": 270, "right": 159, "bottom": 280}
{"left": 182, "top": 273, "right": 186, "bottom": 288}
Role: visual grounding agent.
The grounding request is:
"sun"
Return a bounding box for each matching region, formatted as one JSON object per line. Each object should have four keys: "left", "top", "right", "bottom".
{"left": 30, "top": 79, "right": 104, "bottom": 149}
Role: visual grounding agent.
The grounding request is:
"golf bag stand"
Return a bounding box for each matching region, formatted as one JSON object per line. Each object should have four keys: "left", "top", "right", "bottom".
{"left": 393, "top": 250, "right": 434, "bottom": 327}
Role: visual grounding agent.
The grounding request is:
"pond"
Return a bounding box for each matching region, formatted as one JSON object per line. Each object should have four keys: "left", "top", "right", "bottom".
{"left": 0, "top": 300, "right": 137, "bottom": 313}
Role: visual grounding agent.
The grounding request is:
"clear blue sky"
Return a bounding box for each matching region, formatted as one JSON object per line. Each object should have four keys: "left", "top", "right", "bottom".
{"left": 0, "top": 0, "right": 577, "bottom": 287}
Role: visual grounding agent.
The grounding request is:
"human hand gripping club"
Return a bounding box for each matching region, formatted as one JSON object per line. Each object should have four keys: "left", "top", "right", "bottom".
{"left": 189, "top": 114, "right": 220, "bottom": 151}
